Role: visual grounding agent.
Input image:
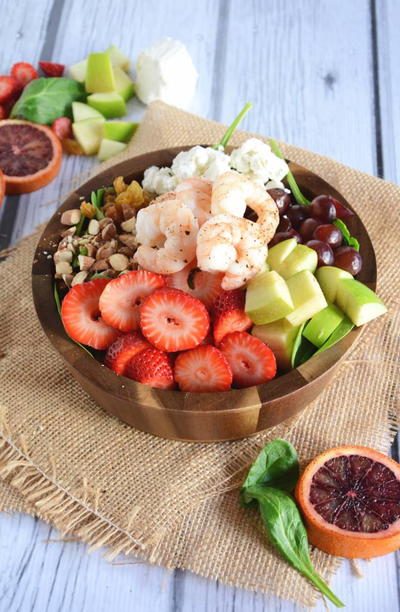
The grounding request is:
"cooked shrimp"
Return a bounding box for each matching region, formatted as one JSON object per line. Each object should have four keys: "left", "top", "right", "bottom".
{"left": 196, "top": 213, "right": 268, "bottom": 290}
{"left": 211, "top": 171, "right": 279, "bottom": 244}
{"left": 134, "top": 198, "right": 199, "bottom": 274}
{"left": 175, "top": 177, "right": 212, "bottom": 226}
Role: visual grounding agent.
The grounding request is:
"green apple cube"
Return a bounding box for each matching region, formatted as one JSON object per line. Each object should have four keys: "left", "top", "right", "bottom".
{"left": 285, "top": 270, "right": 328, "bottom": 326}
{"left": 245, "top": 270, "right": 294, "bottom": 325}
{"left": 85, "top": 52, "right": 116, "bottom": 93}
{"left": 87, "top": 93, "right": 126, "bottom": 118}
{"left": 106, "top": 45, "right": 131, "bottom": 70}
{"left": 68, "top": 59, "right": 87, "bottom": 82}
{"left": 72, "top": 101, "right": 104, "bottom": 122}
{"left": 97, "top": 138, "right": 127, "bottom": 161}
{"left": 336, "top": 278, "right": 387, "bottom": 326}
{"left": 267, "top": 238, "right": 297, "bottom": 272}
{"left": 252, "top": 319, "right": 299, "bottom": 372}
{"left": 113, "top": 66, "right": 135, "bottom": 101}
{"left": 103, "top": 121, "right": 138, "bottom": 143}
{"left": 303, "top": 304, "right": 345, "bottom": 347}
{"left": 315, "top": 266, "right": 353, "bottom": 303}
{"left": 278, "top": 244, "right": 318, "bottom": 279}
{"left": 72, "top": 118, "right": 104, "bottom": 155}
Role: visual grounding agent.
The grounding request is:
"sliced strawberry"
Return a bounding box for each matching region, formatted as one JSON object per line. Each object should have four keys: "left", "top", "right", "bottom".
{"left": 104, "top": 331, "right": 151, "bottom": 376}
{"left": 39, "top": 61, "right": 65, "bottom": 77}
{"left": 174, "top": 345, "right": 232, "bottom": 392}
{"left": 212, "top": 289, "right": 252, "bottom": 344}
{"left": 10, "top": 62, "right": 38, "bottom": 87}
{"left": 99, "top": 270, "right": 165, "bottom": 333}
{"left": 61, "top": 278, "right": 120, "bottom": 350}
{"left": 219, "top": 331, "right": 277, "bottom": 388}
{"left": 51, "top": 116, "right": 73, "bottom": 140}
{"left": 0, "top": 105, "right": 7, "bottom": 120}
{"left": 140, "top": 287, "right": 210, "bottom": 352}
{"left": 167, "top": 261, "right": 223, "bottom": 310}
{"left": 0, "top": 76, "right": 18, "bottom": 103}
{"left": 125, "top": 347, "right": 175, "bottom": 389}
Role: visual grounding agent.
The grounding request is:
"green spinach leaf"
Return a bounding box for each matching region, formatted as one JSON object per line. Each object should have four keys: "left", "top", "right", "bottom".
{"left": 241, "top": 439, "right": 299, "bottom": 505}
{"left": 247, "top": 486, "right": 344, "bottom": 607}
{"left": 333, "top": 218, "right": 360, "bottom": 251}
{"left": 314, "top": 316, "right": 354, "bottom": 356}
{"left": 290, "top": 322, "right": 316, "bottom": 368}
{"left": 11, "top": 78, "right": 86, "bottom": 125}
{"left": 91, "top": 189, "right": 105, "bottom": 220}
{"left": 268, "top": 139, "right": 311, "bottom": 207}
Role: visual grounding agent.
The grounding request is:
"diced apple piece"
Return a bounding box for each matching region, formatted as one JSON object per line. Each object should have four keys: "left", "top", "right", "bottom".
{"left": 303, "top": 304, "right": 345, "bottom": 347}
{"left": 72, "top": 101, "right": 104, "bottom": 122}
{"left": 278, "top": 244, "right": 318, "bottom": 279}
{"left": 85, "top": 52, "right": 116, "bottom": 93}
{"left": 252, "top": 319, "right": 299, "bottom": 372}
{"left": 67, "top": 59, "right": 87, "bottom": 82}
{"left": 113, "top": 66, "right": 135, "bottom": 101}
{"left": 245, "top": 270, "right": 294, "bottom": 325}
{"left": 72, "top": 118, "right": 104, "bottom": 155}
{"left": 336, "top": 278, "right": 387, "bottom": 326}
{"left": 103, "top": 121, "right": 138, "bottom": 143}
{"left": 106, "top": 45, "right": 131, "bottom": 70}
{"left": 285, "top": 270, "right": 328, "bottom": 326}
{"left": 267, "top": 238, "right": 297, "bottom": 272}
{"left": 315, "top": 266, "right": 352, "bottom": 303}
{"left": 97, "top": 138, "right": 127, "bottom": 162}
{"left": 87, "top": 93, "right": 126, "bottom": 118}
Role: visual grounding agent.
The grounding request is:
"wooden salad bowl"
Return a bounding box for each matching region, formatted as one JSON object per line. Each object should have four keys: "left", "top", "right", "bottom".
{"left": 32, "top": 147, "right": 377, "bottom": 442}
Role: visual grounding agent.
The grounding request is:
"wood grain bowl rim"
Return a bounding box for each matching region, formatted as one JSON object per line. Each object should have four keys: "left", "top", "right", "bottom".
{"left": 32, "top": 146, "right": 377, "bottom": 417}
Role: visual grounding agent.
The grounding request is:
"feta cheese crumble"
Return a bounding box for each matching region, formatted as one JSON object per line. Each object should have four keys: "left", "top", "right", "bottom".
{"left": 142, "top": 166, "right": 178, "bottom": 195}
{"left": 135, "top": 38, "right": 198, "bottom": 109}
{"left": 171, "top": 146, "right": 231, "bottom": 181}
{"left": 230, "top": 138, "right": 289, "bottom": 188}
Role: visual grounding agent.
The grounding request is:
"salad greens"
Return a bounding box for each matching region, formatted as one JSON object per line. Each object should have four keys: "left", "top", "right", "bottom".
{"left": 290, "top": 322, "right": 316, "bottom": 368}
{"left": 314, "top": 316, "right": 354, "bottom": 356}
{"left": 241, "top": 440, "right": 344, "bottom": 607}
{"left": 91, "top": 189, "right": 106, "bottom": 220}
{"left": 333, "top": 218, "right": 360, "bottom": 251}
{"left": 11, "top": 77, "right": 86, "bottom": 125}
{"left": 213, "top": 102, "right": 253, "bottom": 150}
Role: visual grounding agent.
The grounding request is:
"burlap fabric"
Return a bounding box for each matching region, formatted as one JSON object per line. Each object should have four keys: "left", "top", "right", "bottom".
{"left": 0, "top": 102, "right": 399, "bottom": 607}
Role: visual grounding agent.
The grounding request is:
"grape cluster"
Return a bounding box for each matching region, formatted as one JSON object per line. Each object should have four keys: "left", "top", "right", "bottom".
{"left": 268, "top": 190, "right": 362, "bottom": 275}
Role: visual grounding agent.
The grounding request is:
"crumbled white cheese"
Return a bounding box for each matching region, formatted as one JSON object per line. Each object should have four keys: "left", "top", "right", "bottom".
{"left": 142, "top": 166, "right": 178, "bottom": 195}
{"left": 230, "top": 138, "right": 289, "bottom": 187}
{"left": 135, "top": 38, "right": 198, "bottom": 108}
{"left": 171, "top": 146, "right": 231, "bottom": 181}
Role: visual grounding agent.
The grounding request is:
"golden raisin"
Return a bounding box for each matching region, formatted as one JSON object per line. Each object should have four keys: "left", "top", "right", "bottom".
{"left": 62, "top": 138, "right": 84, "bottom": 155}
{"left": 80, "top": 201, "right": 97, "bottom": 218}
{"left": 115, "top": 191, "right": 136, "bottom": 207}
{"left": 113, "top": 176, "right": 127, "bottom": 195}
{"left": 142, "top": 191, "right": 154, "bottom": 206}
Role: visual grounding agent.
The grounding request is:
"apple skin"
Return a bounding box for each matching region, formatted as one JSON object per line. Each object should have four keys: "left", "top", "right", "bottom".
{"left": 336, "top": 278, "right": 387, "bottom": 326}
{"left": 85, "top": 52, "right": 116, "bottom": 93}
{"left": 267, "top": 238, "right": 297, "bottom": 272}
{"left": 103, "top": 121, "right": 138, "bottom": 143}
{"left": 97, "top": 139, "right": 127, "bottom": 162}
{"left": 252, "top": 319, "right": 299, "bottom": 372}
{"left": 87, "top": 93, "right": 126, "bottom": 119}
{"left": 245, "top": 270, "right": 294, "bottom": 325}
{"left": 303, "top": 304, "right": 345, "bottom": 347}
{"left": 315, "top": 266, "right": 352, "bottom": 303}
{"left": 113, "top": 66, "right": 135, "bottom": 101}
{"left": 285, "top": 270, "right": 328, "bottom": 326}
{"left": 72, "top": 118, "right": 104, "bottom": 155}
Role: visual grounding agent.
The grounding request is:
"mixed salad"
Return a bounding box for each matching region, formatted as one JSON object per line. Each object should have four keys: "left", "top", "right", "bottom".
{"left": 51, "top": 105, "right": 387, "bottom": 392}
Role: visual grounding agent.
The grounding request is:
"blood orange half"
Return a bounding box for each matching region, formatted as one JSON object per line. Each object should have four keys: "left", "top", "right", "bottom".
{"left": 0, "top": 119, "right": 62, "bottom": 194}
{"left": 0, "top": 169, "right": 4, "bottom": 208}
{"left": 295, "top": 446, "right": 400, "bottom": 558}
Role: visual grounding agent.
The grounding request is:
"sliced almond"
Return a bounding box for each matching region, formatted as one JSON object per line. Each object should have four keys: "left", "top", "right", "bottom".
{"left": 88, "top": 219, "right": 100, "bottom": 235}
{"left": 54, "top": 249, "right": 73, "bottom": 264}
{"left": 61, "top": 209, "right": 81, "bottom": 226}
{"left": 101, "top": 222, "right": 117, "bottom": 241}
{"left": 78, "top": 255, "right": 95, "bottom": 271}
{"left": 96, "top": 244, "right": 116, "bottom": 260}
{"left": 71, "top": 271, "right": 88, "bottom": 286}
{"left": 55, "top": 261, "right": 73, "bottom": 276}
{"left": 121, "top": 216, "right": 136, "bottom": 233}
{"left": 62, "top": 273, "right": 73, "bottom": 288}
{"left": 61, "top": 226, "right": 77, "bottom": 237}
{"left": 119, "top": 233, "right": 137, "bottom": 249}
{"left": 109, "top": 253, "right": 129, "bottom": 272}
{"left": 92, "top": 259, "right": 110, "bottom": 271}
{"left": 99, "top": 217, "right": 113, "bottom": 229}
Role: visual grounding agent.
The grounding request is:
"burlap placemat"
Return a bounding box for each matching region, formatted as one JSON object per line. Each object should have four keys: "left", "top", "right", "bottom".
{"left": 0, "top": 102, "right": 399, "bottom": 607}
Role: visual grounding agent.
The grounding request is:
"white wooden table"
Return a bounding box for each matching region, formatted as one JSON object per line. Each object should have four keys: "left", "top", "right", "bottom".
{"left": 0, "top": 1, "right": 399, "bottom": 610}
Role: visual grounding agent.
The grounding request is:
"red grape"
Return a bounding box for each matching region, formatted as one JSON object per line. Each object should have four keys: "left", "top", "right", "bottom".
{"left": 299, "top": 218, "right": 320, "bottom": 242}
{"left": 286, "top": 204, "right": 310, "bottom": 228}
{"left": 268, "top": 189, "right": 291, "bottom": 215}
{"left": 313, "top": 224, "right": 343, "bottom": 247}
{"left": 331, "top": 197, "right": 354, "bottom": 220}
{"left": 334, "top": 246, "right": 362, "bottom": 275}
{"left": 306, "top": 240, "right": 334, "bottom": 266}
{"left": 269, "top": 231, "right": 301, "bottom": 247}
{"left": 310, "top": 195, "right": 336, "bottom": 222}
{"left": 277, "top": 215, "right": 291, "bottom": 232}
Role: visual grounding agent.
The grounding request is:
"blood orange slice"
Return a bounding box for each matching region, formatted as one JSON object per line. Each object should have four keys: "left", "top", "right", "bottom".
{"left": 0, "top": 119, "right": 62, "bottom": 194}
{"left": 295, "top": 446, "right": 400, "bottom": 558}
{"left": 0, "top": 169, "right": 5, "bottom": 208}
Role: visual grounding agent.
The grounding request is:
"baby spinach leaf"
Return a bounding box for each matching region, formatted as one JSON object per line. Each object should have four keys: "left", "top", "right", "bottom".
{"left": 268, "top": 139, "right": 311, "bottom": 207}
{"left": 247, "top": 486, "right": 344, "bottom": 608}
{"left": 241, "top": 439, "right": 299, "bottom": 505}
{"left": 314, "top": 316, "right": 354, "bottom": 356}
{"left": 290, "top": 322, "right": 316, "bottom": 368}
{"left": 11, "top": 78, "right": 86, "bottom": 125}
{"left": 333, "top": 218, "right": 360, "bottom": 251}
